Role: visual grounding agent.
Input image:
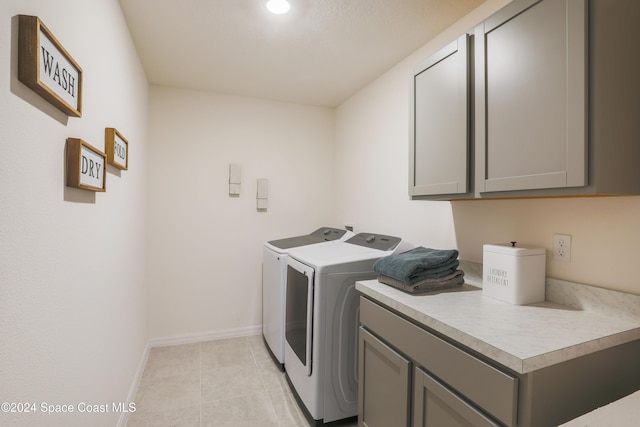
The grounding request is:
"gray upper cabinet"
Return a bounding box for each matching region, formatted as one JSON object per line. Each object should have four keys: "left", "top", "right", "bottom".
{"left": 409, "top": 34, "right": 471, "bottom": 198}
{"left": 475, "top": 0, "right": 587, "bottom": 193}
{"left": 410, "top": 0, "right": 640, "bottom": 200}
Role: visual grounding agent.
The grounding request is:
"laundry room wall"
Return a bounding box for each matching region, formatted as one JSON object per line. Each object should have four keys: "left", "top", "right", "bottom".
{"left": 0, "top": 1, "right": 148, "bottom": 426}
{"left": 146, "top": 87, "right": 337, "bottom": 340}
{"left": 334, "top": 0, "right": 640, "bottom": 296}
{"left": 334, "top": 0, "right": 511, "bottom": 253}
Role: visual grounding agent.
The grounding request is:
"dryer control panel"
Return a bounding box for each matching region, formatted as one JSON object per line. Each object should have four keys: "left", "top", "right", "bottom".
{"left": 345, "top": 233, "right": 401, "bottom": 251}
{"left": 268, "top": 227, "right": 348, "bottom": 249}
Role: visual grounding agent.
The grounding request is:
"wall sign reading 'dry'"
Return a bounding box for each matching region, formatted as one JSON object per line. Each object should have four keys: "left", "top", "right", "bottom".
{"left": 18, "top": 15, "right": 83, "bottom": 117}
{"left": 66, "top": 138, "right": 106, "bottom": 192}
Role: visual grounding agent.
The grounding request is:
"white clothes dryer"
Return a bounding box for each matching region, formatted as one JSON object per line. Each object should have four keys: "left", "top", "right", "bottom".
{"left": 284, "top": 233, "right": 413, "bottom": 425}
{"left": 262, "top": 227, "right": 352, "bottom": 370}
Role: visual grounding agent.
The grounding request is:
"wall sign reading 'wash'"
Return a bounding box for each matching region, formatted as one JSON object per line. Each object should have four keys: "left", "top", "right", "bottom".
{"left": 18, "top": 15, "right": 83, "bottom": 117}
{"left": 66, "top": 138, "right": 106, "bottom": 192}
{"left": 105, "top": 128, "right": 129, "bottom": 170}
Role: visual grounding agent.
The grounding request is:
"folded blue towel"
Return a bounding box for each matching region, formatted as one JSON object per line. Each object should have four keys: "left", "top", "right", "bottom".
{"left": 373, "top": 246, "right": 459, "bottom": 285}
{"left": 378, "top": 270, "right": 465, "bottom": 294}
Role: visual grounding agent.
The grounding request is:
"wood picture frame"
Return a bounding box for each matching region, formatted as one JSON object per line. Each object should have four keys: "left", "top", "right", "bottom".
{"left": 18, "top": 15, "right": 83, "bottom": 117}
{"left": 66, "top": 138, "right": 106, "bottom": 192}
{"left": 105, "top": 128, "right": 129, "bottom": 170}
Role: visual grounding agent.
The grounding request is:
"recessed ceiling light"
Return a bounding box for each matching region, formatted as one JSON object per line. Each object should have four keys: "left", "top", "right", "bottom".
{"left": 266, "top": 0, "right": 290, "bottom": 15}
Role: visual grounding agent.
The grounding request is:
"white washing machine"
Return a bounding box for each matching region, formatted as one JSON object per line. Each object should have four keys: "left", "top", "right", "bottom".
{"left": 262, "top": 227, "right": 352, "bottom": 370}
{"left": 284, "top": 233, "right": 413, "bottom": 425}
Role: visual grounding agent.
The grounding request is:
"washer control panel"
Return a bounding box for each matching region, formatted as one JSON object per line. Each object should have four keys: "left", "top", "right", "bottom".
{"left": 309, "top": 227, "right": 348, "bottom": 241}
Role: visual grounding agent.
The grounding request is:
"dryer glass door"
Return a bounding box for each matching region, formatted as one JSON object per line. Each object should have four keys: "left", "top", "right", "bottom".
{"left": 285, "top": 258, "right": 314, "bottom": 375}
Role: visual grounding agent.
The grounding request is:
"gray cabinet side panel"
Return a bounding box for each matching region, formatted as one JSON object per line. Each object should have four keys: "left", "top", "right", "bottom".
{"left": 589, "top": 0, "right": 640, "bottom": 194}
{"left": 517, "top": 339, "right": 640, "bottom": 426}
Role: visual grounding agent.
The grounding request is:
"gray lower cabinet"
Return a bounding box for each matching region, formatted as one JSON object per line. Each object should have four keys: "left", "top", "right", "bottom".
{"left": 358, "top": 326, "right": 500, "bottom": 427}
{"left": 359, "top": 297, "right": 517, "bottom": 427}
{"left": 358, "top": 296, "right": 640, "bottom": 427}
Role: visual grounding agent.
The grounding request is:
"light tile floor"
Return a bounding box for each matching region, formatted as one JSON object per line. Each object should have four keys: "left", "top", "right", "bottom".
{"left": 126, "top": 335, "right": 358, "bottom": 427}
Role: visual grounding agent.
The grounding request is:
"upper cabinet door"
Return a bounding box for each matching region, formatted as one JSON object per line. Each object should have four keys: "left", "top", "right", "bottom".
{"left": 475, "top": 0, "right": 587, "bottom": 193}
{"left": 409, "top": 34, "right": 470, "bottom": 197}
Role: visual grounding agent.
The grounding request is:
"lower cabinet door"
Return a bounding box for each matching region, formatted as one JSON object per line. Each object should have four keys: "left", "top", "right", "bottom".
{"left": 358, "top": 327, "right": 411, "bottom": 427}
{"left": 413, "top": 367, "right": 500, "bottom": 427}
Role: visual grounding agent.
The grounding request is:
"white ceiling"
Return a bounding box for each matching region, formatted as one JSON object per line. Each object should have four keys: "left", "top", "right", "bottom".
{"left": 119, "top": 0, "right": 484, "bottom": 107}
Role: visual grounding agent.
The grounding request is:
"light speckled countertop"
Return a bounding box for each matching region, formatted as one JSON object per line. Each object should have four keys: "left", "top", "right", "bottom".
{"left": 356, "top": 261, "right": 640, "bottom": 374}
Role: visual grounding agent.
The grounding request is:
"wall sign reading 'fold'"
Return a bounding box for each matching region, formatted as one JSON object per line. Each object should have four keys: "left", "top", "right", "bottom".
{"left": 18, "top": 15, "right": 83, "bottom": 117}
{"left": 105, "top": 128, "right": 129, "bottom": 170}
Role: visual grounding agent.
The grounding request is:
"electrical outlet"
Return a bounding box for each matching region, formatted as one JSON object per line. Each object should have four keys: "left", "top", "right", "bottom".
{"left": 553, "top": 234, "right": 572, "bottom": 262}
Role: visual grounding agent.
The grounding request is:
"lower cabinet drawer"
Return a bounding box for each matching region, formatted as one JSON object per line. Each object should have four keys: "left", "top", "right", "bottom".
{"left": 360, "top": 297, "right": 518, "bottom": 427}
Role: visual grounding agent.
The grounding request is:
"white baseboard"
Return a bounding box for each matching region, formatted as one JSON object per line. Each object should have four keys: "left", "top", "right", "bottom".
{"left": 117, "top": 342, "right": 150, "bottom": 427}
{"left": 148, "top": 325, "right": 262, "bottom": 348}
{"left": 117, "top": 325, "right": 262, "bottom": 425}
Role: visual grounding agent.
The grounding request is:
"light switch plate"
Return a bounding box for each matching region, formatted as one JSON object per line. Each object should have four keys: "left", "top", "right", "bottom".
{"left": 229, "top": 163, "right": 241, "bottom": 195}
{"left": 257, "top": 178, "right": 268, "bottom": 210}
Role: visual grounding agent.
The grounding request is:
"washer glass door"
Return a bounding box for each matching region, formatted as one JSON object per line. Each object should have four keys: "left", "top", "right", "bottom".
{"left": 285, "top": 257, "right": 314, "bottom": 375}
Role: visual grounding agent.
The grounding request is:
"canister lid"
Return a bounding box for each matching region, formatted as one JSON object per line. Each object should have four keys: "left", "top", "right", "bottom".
{"left": 483, "top": 243, "right": 546, "bottom": 256}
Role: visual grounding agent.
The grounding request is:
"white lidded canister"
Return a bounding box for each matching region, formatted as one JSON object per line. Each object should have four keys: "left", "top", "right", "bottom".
{"left": 482, "top": 242, "right": 546, "bottom": 305}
